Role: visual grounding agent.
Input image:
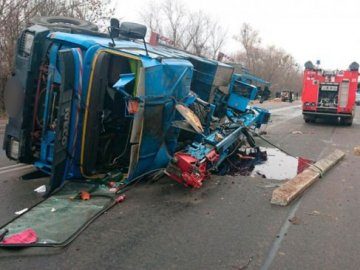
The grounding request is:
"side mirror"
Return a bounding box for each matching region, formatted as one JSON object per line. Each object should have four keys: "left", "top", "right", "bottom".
{"left": 304, "top": 61, "right": 314, "bottom": 70}
{"left": 119, "top": 22, "right": 147, "bottom": 40}
{"left": 109, "top": 18, "right": 120, "bottom": 39}
{"left": 349, "top": 62, "right": 359, "bottom": 71}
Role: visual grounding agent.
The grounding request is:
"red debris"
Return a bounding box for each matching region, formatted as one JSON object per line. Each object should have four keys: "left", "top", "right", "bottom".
{"left": 166, "top": 150, "right": 220, "bottom": 188}
{"left": 2, "top": 228, "right": 37, "bottom": 245}
{"left": 108, "top": 181, "right": 117, "bottom": 188}
{"left": 115, "top": 195, "right": 126, "bottom": 203}
{"left": 297, "top": 157, "right": 314, "bottom": 174}
{"left": 80, "top": 191, "right": 91, "bottom": 200}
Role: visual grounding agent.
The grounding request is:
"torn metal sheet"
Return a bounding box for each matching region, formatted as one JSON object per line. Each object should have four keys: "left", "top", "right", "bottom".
{"left": 175, "top": 103, "right": 204, "bottom": 134}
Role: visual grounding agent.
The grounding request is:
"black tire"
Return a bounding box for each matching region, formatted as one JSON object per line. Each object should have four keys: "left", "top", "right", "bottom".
{"left": 343, "top": 117, "right": 353, "bottom": 126}
{"left": 303, "top": 115, "right": 312, "bottom": 123}
{"left": 31, "top": 16, "right": 98, "bottom": 33}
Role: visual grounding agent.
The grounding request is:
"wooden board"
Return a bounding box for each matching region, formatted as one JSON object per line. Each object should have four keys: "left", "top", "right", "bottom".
{"left": 271, "top": 149, "right": 345, "bottom": 206}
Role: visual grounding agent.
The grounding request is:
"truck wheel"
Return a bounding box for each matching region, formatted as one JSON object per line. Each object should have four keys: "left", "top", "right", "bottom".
{"left": 303, "top": 116, "right": 312, "bottom": 123}
{"left": 343, "top": 117, "right": 353, "bottom": 126}
{"left": 31, "top": 16, "right": 98, "bottom": 33}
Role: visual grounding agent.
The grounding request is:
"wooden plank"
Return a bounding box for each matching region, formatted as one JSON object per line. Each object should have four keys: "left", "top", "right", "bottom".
{"left": 271, "top": 149, "right": 345, "bottom": 206}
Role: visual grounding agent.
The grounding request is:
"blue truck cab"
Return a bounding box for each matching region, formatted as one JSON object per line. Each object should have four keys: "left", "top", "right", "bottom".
{"left": 3, "top": 17, "right": 270, "bottom": 193}
{"left": 3, "top": 18, "right": 194, "bottom": 192}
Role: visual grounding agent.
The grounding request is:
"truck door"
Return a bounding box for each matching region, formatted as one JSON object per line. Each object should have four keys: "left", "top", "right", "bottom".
{"left": 48, "top": 49, "right": 77, "bottom": 193}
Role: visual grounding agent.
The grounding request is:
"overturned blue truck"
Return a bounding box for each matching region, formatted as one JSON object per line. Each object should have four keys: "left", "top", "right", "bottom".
{"left": 3, "top": 17, "right": 270, "bottom": 194}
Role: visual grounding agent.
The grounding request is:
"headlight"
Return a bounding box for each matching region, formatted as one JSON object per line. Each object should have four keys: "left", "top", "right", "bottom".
{"left": 22, "top": 32, "right": 34, "bottom": 56}
{"left": 10, "top": 138, "right": 20, "bottom": 160}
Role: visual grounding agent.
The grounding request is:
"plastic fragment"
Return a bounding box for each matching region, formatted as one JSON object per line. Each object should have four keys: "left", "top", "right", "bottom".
{"left": 108, "top": 181, "right": 116, "bottom": 188}
{"left": 34, "top": 185, "right": 47, "bottom": 193}
{"left": 1, "top": 228, "right": 37, "bottom": 245}
{"left": 80, "top": 191, "right": 91, "bottom": 201}
{"left": 288, "top": 216, "right": 301, "bottom": 225}
{"left": 109, "top": 188, "right": 118, "bottom": 193}
{"left": 115, "top": 195, "right": 126, "bottom": 203}
{"left": 15, "top": 208, "right": 28, "bottom": 215}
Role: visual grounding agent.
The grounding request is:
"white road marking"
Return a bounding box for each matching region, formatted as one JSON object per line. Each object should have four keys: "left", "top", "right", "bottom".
{"left": 0, "top": 163, "right": 28, "bottom": 171}
{"left": 0, "top": 164, "right": 34, "bottom": 175}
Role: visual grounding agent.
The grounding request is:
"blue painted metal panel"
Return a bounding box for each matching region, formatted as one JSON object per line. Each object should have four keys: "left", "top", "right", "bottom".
{"left": 63, "top": 48, "right": 84, "bottom": 181}
{"left": 127, "top": 57, "right": 194, "bottom": 181}
{"left": 68, "top": 45, "right": 101, "bottom": 179}
{"left": 227, "top": 74, "right": 258, "bottom": 112}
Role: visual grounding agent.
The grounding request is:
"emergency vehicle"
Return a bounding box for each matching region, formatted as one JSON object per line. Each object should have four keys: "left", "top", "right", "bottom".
{"left": 302, "top": 61, "right": 359, "bottom": 125}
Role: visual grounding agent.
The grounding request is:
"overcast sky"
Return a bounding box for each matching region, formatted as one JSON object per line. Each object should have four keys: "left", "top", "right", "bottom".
{"left": 114, "top": 0, "right": 360, "bottom": 69}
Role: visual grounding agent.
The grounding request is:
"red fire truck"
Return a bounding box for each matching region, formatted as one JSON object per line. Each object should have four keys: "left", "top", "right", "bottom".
{"left": 302, "top": 61, "right": 359, "bottom": 125}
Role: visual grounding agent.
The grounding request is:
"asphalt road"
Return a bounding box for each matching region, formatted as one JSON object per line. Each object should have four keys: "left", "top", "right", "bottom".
{"left": 0, "top": 100, "right": 360, "bottom": 270}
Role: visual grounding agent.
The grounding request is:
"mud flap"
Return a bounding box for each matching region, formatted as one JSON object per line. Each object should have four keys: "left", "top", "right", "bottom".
{"left": 48, "top": 50, "right": 76, "bottom": 194}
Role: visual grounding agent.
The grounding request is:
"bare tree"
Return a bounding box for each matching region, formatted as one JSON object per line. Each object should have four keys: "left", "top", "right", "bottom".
{"left": 186, "top": 11, "right": 213, "bottom": 56}
{"left": 208, "top": 22, "right": 227, "bottom": 60}
{"left": 0, "top": 0, "right": 114, "bottom": 112}
{"left": 233, "top": 23, "right": 302, "bottom": 95}
{"left": 161, "top": 0, "right": 187, "bottom": 48}
{"left": 139, "top": 1, "right": 162, "bottom": 33}
{"left": 139, "top": 0, "right": 227, "bottom": 58}
{"left": 234, "top": 23, "right": 261, "bottom": 72}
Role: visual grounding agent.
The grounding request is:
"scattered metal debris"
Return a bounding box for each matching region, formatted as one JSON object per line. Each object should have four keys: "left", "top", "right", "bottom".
{"left": 288, "top": 216, "right": 301, "bottom": 225}
{"left": 235, "top": 256, "right": 254, "bottom": 270}
{"left": 308, "top": 210, "right": 321, "bottom": 216}
{"left": 307, "top": 210, "right": 338, "bottom": 220}
{"left": 220, "top": 146, "right": 267, "bottom": 176}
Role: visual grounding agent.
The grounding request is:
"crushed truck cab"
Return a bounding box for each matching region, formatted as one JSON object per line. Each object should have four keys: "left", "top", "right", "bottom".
{"left": 3, "top": 17, "right": 270, "bottom": 194}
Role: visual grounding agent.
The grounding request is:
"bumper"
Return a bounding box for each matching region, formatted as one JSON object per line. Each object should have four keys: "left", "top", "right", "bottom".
{"left": 303, "top": 110, "right": 353, "bottom": 118}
